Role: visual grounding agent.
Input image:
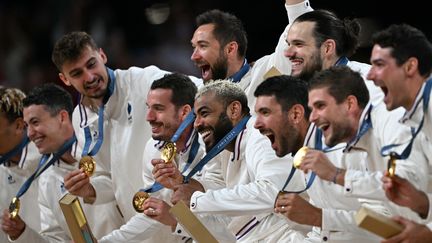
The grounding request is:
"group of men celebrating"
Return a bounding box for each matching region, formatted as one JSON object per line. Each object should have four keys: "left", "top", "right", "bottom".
{"left": 1, "top": 0, "right": 432, "bottom": 242}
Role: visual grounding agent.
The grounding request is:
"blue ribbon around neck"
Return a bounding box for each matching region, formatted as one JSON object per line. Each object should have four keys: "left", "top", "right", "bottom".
{"left": 81, "top": 68, "right": 116, "bottom": 158}
{"left": 230, "top": 59, "right": 250, "bottom": 83}
{"left": 381, "top": 78, "right": 432, "bottom": 159}
{"left": 183, "top": 115, "right": 251, "bottom": 183}
{"left": 15, "top": 135, "right": 77, "bottom": 199}
{"left": 141, "top": 111, "right": 198, "bottom": 193}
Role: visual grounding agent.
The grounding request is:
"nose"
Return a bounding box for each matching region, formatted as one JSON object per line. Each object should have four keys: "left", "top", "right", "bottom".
{"left": 194, "top": 115, "right": 203, "bottom": 129}
{"left": 83, "top": 69, "right": 95, "bottom": 83}
{"left": 191, "top": 48, "right": 201, "bottom": 62}
{"left": 366, "top": 67, "right": 375, "bottom": 81}
{"left": 146, "top": 109, "right": 155, "bottom": 122}
{"left": 309, "top": 109, "right": 318, "bottom": 123}
{"left": 254, "top": 115, "right": 263, "bottom": 130}
{"left": 284, "top": 45, "right": 294, "bottom": 58}
{"left": 27, "top": 125, "right": 35, "bottom": 140}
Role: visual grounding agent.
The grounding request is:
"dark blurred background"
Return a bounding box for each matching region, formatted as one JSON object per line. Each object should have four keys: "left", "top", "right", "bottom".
{"left": 0, "top": 0, "right": 428, "bottom": 96}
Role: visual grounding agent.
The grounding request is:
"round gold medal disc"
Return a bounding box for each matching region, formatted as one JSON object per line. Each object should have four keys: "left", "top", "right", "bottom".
{"left": 132, "top": 191, "right": 150, "bottom": 213}
{"left": 293, "top": 146, "right": 308, "bottom": 169}
{"left": 161, "top": 142, "right": 176, "bottom": 163}
{"left": 79, "top": 156, "right": 96, "bottom": 177}
{"left": 9, "top": 197, "right": 20, "bottom": 219}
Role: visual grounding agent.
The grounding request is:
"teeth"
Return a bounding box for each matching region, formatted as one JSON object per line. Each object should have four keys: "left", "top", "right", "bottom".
{"left": 318, "top": 124, "right": 327, "bottom": 130}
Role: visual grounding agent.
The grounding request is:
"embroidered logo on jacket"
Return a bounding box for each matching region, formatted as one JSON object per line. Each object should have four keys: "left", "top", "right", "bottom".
{"left": 8, "top": 174, "right": 16, "bottom": 184}
{"left": 127, "top": 102, "right": 133, "bottom": 123}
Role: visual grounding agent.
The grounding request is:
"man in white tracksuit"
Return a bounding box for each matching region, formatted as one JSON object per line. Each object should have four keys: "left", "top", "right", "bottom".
{"left": 1, "top": 84, "right": 123, "bottom": 242}
{"left": 367, "top": 24, "right": 432, "bottom": 242}
{"left": 147, "top": 81, "right": 308, "bottom": 242}
{"left": 97, "top": 73, "right": 210, "bottom": 242}
{"left": 0, "top": 87, "right": 41, "bottom": 243}
{"left": 275, "top": 66, "right": 428, "bottom": 242}
{"left": 59, "top": 1, "right": 312, "bottom": 242}
{"left": 254, "top": 74, "right": 384, "bottom": 242}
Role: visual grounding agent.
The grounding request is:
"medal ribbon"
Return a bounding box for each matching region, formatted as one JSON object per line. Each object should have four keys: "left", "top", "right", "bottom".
{"left": 14, "top": 135, "right": 77, "bottom": 199}
{"left": 81, "top": 68, "right": 116, "bottom": 158}
{"left": 230, "top": 59, "right": 251, "bottom": 83}
{"left": 380, "top": 78, "right": 432, "bottom": 159}
{"left": 142, "top": 111, "right": 199, "bottom": 193}
{"left": 335, "top": 56, "right": 349, "bottom": 66}
{"left": 280, "top": 127, "right": 345, "bottom": 193}
{"left": 344, "top": 104, "right": 373, "bottom": 152}
{"left": 0, "top": 135, "right": 29, "bottom": 166}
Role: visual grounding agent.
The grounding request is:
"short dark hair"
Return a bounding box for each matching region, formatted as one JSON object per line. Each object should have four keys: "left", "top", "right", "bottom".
{"left": 294, "top": 9, "right": 360, "bottom": 57}
{"left": 150, "top": 73, "right": 197, "bottom": 108}
{"left": 52, "top": 31, "right": 99, "bottom": 71}
{"left": 196, "top": 9, "right": 248, "bottom": 58}
{"left": 372, "top": 24, "right": 432, "bottom": 77}
{"left": 254, "top": 75, "right": 310, "bottom": 119}
{"left": 309, "top": 66, "right": 369, "bottom": 109}
{"left": 0, "top": 87, "right": 26, "bottom": 122}
{"left": 23, "top": 83, "right": 74, "bottom": 119}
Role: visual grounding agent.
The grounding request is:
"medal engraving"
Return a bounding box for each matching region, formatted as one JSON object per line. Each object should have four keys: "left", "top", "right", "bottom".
{"left": 9, "top": 197, "right": 20, "bottom": 219}
{"left": 132, "top": 191, "right": 150, "bottom": 213}
{"left": 293, "top": 146, "right": 308, "bottom": 169}
{"left": 79, "top": 156, "right": 96, "bottom": 177}
{"left": 161, "top": 142, "right": 176, "bottom": 163}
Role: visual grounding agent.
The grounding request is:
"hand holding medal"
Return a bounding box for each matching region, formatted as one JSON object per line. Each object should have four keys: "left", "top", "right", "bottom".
{"left": 161, "top": 142, "right": 176, "bottom": 163}
{"left": 79, "top": 155, "right": 96, "bottom": 177}
{"left": 132, "top": 142, "right": 177, "bottom": 212}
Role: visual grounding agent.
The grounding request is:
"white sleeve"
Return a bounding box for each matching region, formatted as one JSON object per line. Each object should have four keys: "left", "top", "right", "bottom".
{"left": 196, "top": 153, "right": 226, "bottom": 191}
{"left": 8, "top": 225, "right": 54, "bottom": 243}
{"left": 190, "top": 134, "right": 302, "bottom": 216}
{"left": 285, "top": 0, "right": 313, "bottom": 24}
{"left": 91, "top": 174, "right": 116, "bottom": 205}
{"left": 98, "top": 214, "right": 162, "bottom": 243}
{"left": 172, "top": 215, "right": 236, "bottom": 243}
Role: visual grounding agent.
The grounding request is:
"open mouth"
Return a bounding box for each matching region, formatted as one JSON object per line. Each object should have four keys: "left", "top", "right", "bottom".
{"left": 260, "top": 130, "right": 275, "bottom": 144}
{"left": 199, "top": 128, "right": 213, "bottom": 144}
{"left": 84, "top": 78, "right": 101, "bottom": 90}
{"left": 199, "top": 64, "right": 211, "bottom": 80}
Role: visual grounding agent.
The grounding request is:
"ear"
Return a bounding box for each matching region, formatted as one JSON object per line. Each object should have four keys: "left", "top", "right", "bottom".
{"left": 13, "top": 117, "right": 25, "bottom": 133}
{"left": 179, "top": 105, "right": 192, "bottom": 121}
{"left": 289, "top": 104, "right": 305, "bottom": 125}
{"left": 58, "top": 110, "right": 70, "bottom": 124}
{"left": 99, "top": 48, "right": 108, "bottom": 64}
{"left": 345, "top": 95, "right": 359, "bottom": 113}
{"left": 226, "top": 101, "right": 242, "bottom": 121}
{"left": 404, "top": 57, "right": 419, "bottom": 76}
{"left": 59, "top": 73, "right": 71, "bottom": 86}
{"left": 321, "top": 39, "right": 336, "bottom": 57}
{"left": 225, "top": 41, "right": 239, "bottom": 57}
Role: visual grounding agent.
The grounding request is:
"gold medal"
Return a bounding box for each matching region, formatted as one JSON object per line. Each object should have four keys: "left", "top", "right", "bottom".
{"left": 79, "top": 155, "right": 96, "bottom": 177}
{"left": 9, "top": 197, "right": 20, "bottom": 219}
{"left": 132, "top": 191, "right": 150, "bottom": 213}
{"left": 161, "top": 142, "right": 176, "bottom": 163}
{"left": 387, "top": 152, "right": 397, "bottom": 177}
{"left": 293, "top": 146, "right": 308, "bottom": 168}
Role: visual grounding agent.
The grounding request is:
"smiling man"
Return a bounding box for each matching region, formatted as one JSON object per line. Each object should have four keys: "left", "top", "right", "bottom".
{"left": 148, "top": 80, "right": 307, "bottom": 242}
{"left": 367, "top": 24, "right": 432, "bottom": 243}
{"left": 1, "top": 83, "right": 122, "bottom": 242}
